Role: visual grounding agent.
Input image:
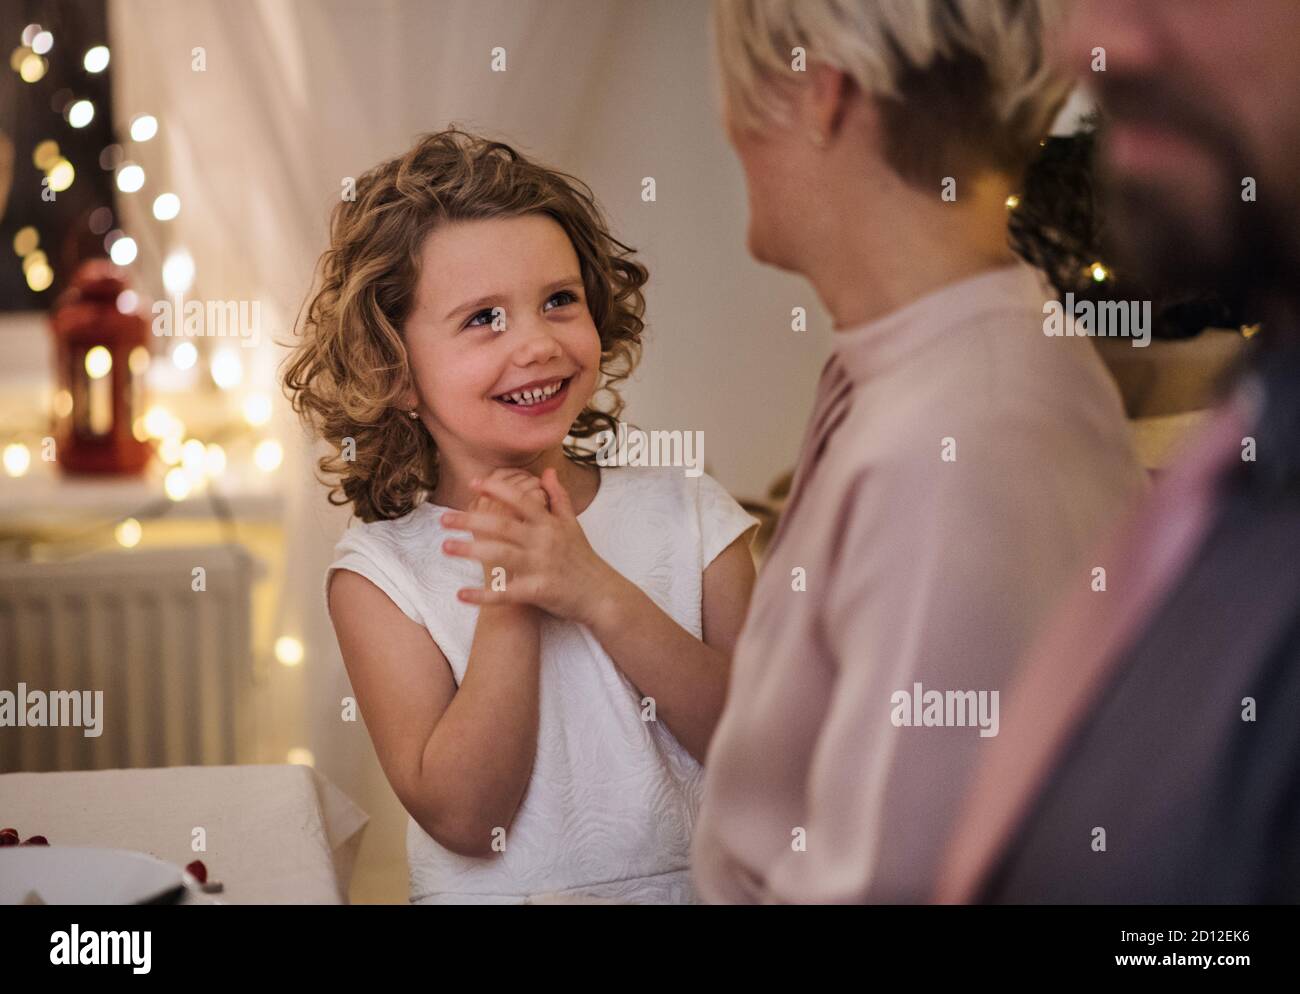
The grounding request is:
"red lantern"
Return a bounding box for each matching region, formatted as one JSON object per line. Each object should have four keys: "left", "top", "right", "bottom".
{"left": 48, "top": 259, "right": 152, "bottom": 475}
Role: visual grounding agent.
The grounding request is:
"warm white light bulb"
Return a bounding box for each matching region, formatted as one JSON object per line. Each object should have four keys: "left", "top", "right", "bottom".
{"left": 162, "top": 248, "right": 194, "bottom": 294}
{"left": 253, "top": 438, "right": 283, "bottom": 473}
{"left": 115, "top": 518, "right": 143, "bottom": 548}
{"left": 3, "top": 443, "right": 32, "bottom": 478}
{"left": 171, "top": 342, "right": 198, "bottom": 370}
{"left": 210, "top": 349, "right": 243, "bottom": 390}
{"left": 181, "top": 438, "right": 207, "bottom": 475}
{"left": 153, "top": 193, "right": 180, "bottom": 221}
{"left": 129, "top": 114, "right": 158, "bottom": 142}
{"left": 84, "top": 345, "right": 113, "bottom": 379}
{"left": 109, "top": 236, "right": 137, "bottom": 266}
{"left": 116, "top": 163, "right": 145, "bottom": 193}
{"left": 143, "top": 405, "right": 174, "bottom": 438}
{"left": 84, "top": 46, "right": 110, "bottom": 73}
{"left": 205, "top": 443, "right": 227, "bottom": 477}
{"left": 164, "top": 466, "right": 192, "bottom": 501}
{"left": 286, "top": 747, "right": 315, "bottom": 766}
{"left": 242, "top": 393, "right": 272, "bottom": 427}
{"left": 67, "top": 100, "right": 95, "bottom": 129}
{"left": 46, "top": 159, "right": 75, "bottom": 191}
{"left": 276, "top": 637, "right": 305, "bottom": 667}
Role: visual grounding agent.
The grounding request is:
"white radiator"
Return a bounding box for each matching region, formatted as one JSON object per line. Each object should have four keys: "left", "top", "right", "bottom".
{"left": 0, "top": 544, "right": 260, "bottom": 773}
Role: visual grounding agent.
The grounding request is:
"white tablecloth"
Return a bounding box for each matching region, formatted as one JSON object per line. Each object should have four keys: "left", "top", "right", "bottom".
{"left": 0, "top": 765, "right": 368, "bottom": 903}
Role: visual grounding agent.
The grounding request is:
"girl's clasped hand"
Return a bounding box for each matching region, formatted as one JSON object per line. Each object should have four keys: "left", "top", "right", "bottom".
{"left": 441, "top": 466, "right": 621, "bottom": 630}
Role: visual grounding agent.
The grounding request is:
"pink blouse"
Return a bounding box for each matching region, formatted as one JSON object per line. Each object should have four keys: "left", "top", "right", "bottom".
{"left": 692, "top": 262, "right": 1148, "bottom": 903}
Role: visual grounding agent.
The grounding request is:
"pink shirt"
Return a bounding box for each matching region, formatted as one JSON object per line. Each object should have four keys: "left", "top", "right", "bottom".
{"left": 935, "top": 389, "right": 1255, "bottom": 902}
{"left": 691, "top": 262, "right": 1148, "bottom": 903}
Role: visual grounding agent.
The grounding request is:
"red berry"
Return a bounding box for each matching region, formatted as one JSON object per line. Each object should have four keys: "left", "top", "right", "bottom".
{"left": 185, "top": 859, "right": 207, "bottom": 883}
{"left": 0, "top": 830, "right": 18, "bottom": 847}
{"left": 21, "top": 835, "right": 49, "bottom": 845}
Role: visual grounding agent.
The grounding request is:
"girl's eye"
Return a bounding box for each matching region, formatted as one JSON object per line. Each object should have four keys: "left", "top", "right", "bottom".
{"left": 462, "top": 291, "right": 574, "bottom": 330}
{"left": 544, "top": 290, "right": 579, "bottom": 311}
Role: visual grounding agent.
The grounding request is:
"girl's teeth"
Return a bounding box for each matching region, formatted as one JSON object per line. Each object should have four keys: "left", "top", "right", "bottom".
{"left": 503, "top": 380, "right": 562, "bottom": 406}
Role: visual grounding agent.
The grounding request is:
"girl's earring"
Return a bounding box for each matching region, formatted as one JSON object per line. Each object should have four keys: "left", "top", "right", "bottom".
{"left": 408, "top": 410, "right": 419, "bottom": 419}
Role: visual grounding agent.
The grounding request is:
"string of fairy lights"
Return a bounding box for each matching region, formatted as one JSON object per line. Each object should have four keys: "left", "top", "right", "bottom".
{"left": 1009, "top": 183, "right": 1259, "bottom": 338}
{"left": 4, "top": 20, "right": 286, "bottom": 543}
{"left": 1005, "top": 140, "right": 1113, "bottom": 288}
{"left": 8, "top": 20, "right": 391, "bottom": 771}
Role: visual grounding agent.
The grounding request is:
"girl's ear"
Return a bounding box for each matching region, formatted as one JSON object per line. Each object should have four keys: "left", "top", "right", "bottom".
{"left": 397, "top": 383, "right": 420, "bottom": 414}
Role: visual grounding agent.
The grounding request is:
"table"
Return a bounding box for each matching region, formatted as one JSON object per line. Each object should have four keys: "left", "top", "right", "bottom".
{"left": 0, "top": 764, "right": 368, "bottom": 903}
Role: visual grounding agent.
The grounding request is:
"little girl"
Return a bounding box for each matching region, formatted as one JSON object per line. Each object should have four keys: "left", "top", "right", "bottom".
{"left": 284, "top": 128, "right": 758, "bottom": 904}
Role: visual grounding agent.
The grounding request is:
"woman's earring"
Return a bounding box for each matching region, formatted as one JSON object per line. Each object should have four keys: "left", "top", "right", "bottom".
{"left": 407, "top": 410, "right": 419, "bottom": 419}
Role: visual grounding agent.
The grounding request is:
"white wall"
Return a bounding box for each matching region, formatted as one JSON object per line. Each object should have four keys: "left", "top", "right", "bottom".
{"left": 564, "top": 0, "right": 834, "bottom": 497}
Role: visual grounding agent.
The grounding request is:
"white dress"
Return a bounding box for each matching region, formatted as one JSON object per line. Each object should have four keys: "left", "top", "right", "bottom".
{"left": 325, "top": 465, "right": 758, "bottom": 904}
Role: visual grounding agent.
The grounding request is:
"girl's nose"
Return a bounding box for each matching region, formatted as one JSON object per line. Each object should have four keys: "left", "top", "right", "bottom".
{"left": 510, "top": 320, "right": 564, "bottom": 363}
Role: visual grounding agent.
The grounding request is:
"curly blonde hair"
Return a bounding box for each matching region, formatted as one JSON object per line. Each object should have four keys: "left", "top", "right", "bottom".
{"left": 283, "top": 128, "right": 648, "bottom": 522}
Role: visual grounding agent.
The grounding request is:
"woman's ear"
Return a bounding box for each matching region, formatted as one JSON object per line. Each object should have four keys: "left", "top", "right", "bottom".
{"left": 803, "top": 64, "right": 854, "bottom": 143}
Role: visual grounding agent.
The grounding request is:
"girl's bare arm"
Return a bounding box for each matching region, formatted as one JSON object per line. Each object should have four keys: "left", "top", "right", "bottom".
{"left": 329, "top": 571, "right": 541, "bottom": 858}
{"left": 584, "top": 533, "right": 756, "bottom": 762}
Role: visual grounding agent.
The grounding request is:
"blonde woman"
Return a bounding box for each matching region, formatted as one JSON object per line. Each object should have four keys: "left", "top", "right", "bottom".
{"left": 692, "top": 0, "right": 1147, "bottom": 902}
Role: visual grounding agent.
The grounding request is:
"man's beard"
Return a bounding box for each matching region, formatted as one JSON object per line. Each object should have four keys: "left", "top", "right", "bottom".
{"left": 1093, "top": 76, "right": 1293, "bottom": 309}
{"left": 1100, "top": 165, "right": 1261, "bottom": 303}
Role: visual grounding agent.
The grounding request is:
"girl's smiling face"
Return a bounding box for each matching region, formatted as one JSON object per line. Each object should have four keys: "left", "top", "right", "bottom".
{"left": 402, "top": 213, "right": 602, "bottom": 469}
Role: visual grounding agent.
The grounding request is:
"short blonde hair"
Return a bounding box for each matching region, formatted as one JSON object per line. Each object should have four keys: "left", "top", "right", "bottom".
{"left": 712, "top": 0, "right": 1071, "bottom": 187}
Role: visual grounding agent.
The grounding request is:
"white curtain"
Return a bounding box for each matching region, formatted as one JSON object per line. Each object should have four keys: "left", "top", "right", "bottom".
{"left": 109, "top": 0, "right": 831, "bottom": 896}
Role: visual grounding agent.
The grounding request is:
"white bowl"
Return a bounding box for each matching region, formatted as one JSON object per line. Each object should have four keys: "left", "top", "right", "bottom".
{"left": 0, "top": 846, "right": 192, "bottom": 905}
